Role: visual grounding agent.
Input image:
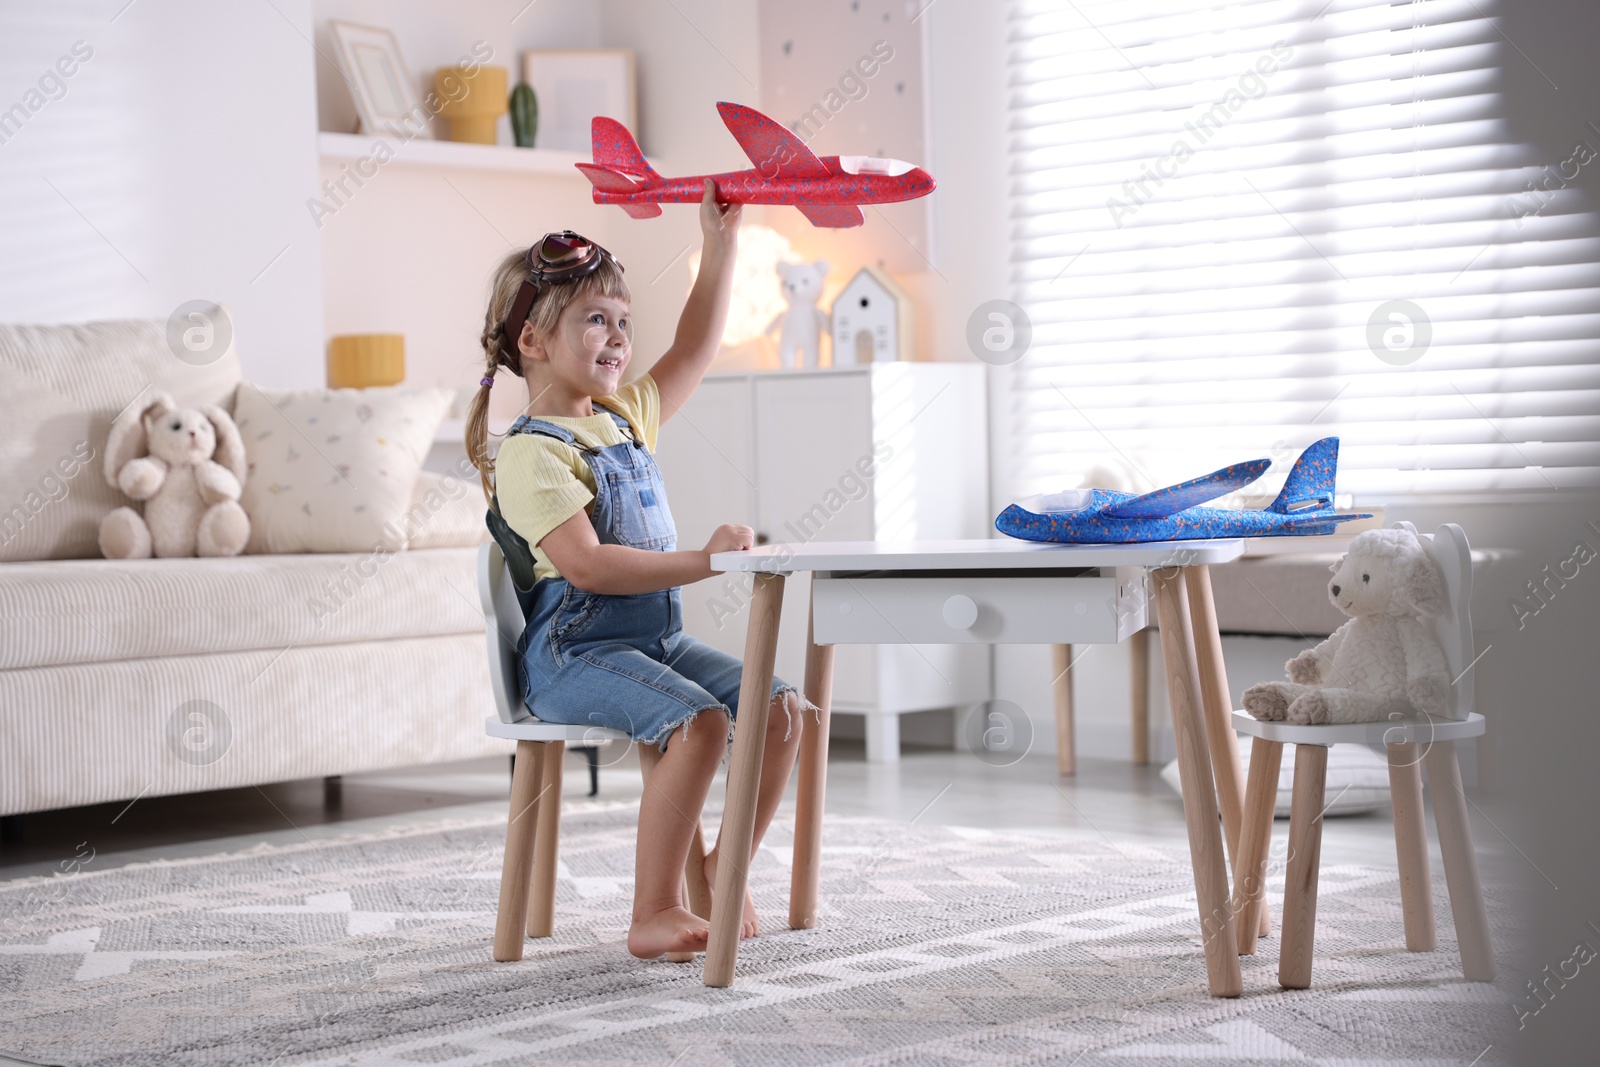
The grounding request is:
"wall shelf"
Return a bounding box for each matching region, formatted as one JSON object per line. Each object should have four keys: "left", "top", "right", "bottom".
{"left": 317, "top": 131, "right": 600, "bottom": 176}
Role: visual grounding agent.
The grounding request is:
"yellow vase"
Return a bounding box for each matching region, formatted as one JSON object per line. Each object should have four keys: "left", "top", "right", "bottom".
{"left": 435, "top": 65, "right": 508, "bottom": 144}
{"left": 327, "top": 334, "right": 405, "bottom": 389}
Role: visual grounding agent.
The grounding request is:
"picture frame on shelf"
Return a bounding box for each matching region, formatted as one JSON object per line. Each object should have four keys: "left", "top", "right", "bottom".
{"left": 521, "top": 49, "right": 636, "bottom": 153}
{"left": 329, "top": 20, "right": 427, "bottom": 138}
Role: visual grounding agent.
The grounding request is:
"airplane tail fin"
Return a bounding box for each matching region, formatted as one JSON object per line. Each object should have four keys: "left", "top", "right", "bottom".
{"left": 574, "top": 163, "right": 662, "bottom": 218}
{"left": 1268, "top": 437, "right": 1340, "bottom": 513}
{"left": 580, "top": 118, "right": 662, "bottom": 218}
{"left": 591, "top": 117, "right": 658, "bottom": 181}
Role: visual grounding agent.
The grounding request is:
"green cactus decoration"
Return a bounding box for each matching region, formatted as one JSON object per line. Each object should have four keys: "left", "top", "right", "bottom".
{"left": 509, "top": 83, "right": 537, "bottom": 148}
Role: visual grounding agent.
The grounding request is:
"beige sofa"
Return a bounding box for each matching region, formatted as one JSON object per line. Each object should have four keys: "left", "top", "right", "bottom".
{"left": 0, "top": 319, "right": 505, "bottom": 818}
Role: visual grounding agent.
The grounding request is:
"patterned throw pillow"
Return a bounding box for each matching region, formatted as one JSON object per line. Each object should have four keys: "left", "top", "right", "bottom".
{"left": 234, "top": 384, "right": 452, "bottom": 553}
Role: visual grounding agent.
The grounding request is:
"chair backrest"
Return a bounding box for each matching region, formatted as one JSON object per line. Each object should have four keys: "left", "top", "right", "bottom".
{"left": 1395, "top": 521, "right": 1475, "bottom": 720}
{"left": 478, "top": 541, "right": 531, "bottom": 724}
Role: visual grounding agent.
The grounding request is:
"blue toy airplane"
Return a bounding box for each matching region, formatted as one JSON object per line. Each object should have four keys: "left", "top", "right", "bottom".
{"left": 995, "top": 437, "right": 1371, "bottom": 545}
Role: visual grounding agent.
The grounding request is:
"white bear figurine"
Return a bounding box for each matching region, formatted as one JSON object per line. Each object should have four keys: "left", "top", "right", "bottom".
{"left": 1243, "top": 527, "right": 1451, "bottom": 726}
{"left": 767, "top": 260, "right": 830, "bottom": 370}
{"left": 98, "top": 392, "right": 251, "bottom": 559}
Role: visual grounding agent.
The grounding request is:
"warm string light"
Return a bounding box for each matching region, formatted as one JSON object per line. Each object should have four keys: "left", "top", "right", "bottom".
{"left": 687, "top": 224, "right": 798, "bottom": 347}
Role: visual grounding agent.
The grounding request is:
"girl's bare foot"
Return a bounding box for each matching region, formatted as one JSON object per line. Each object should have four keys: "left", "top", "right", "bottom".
{"left": 703, "top": 847, "right": 760, "bottom": 938}
{"left": 627, "top": 905, "right": 710, "bottom": 960}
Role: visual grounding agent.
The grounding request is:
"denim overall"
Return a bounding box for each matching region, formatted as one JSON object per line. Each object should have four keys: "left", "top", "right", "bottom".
{"left": 497, "top": 405, "right": 793, "bottom": 749}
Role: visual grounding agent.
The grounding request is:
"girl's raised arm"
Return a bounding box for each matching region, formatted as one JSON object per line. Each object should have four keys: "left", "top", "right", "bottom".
{"left": 653, "top": 179, "right": 741, "bottom": 423}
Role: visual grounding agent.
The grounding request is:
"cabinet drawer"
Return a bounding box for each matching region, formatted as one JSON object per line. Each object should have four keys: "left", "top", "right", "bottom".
{"left": 812, "top": 571, "right": 1148, "bottom": 645}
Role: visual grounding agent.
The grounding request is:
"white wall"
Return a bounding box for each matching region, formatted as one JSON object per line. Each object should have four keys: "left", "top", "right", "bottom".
{"left": 312, "top": 0, "right": 607, "bottom": 424}
{"left": 311, "top": 0, "right": 759, "bottom": 425}
{"left": 0, "top": 0, "right": 324, "bottom": 389}
{"left": 597, "top": 0, "right": 762, "bottom": 381}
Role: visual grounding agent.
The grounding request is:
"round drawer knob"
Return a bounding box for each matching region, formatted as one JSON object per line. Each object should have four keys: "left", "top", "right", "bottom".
{"left": 837, "top": 601, "right": 853, "bottom": 616}
{"left": 942, "top": 594, "right": 978, "bottom": 630}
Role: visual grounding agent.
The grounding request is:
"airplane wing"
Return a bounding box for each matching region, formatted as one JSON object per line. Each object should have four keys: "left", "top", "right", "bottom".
{"left": 796, "top": 203, "right": 865, "bottom": 228}
{"left": 1102, "top": 458, "right": 1271, "bottom": 519}
{"left": 717, "top": 101, "right": 831, "bottom": 180}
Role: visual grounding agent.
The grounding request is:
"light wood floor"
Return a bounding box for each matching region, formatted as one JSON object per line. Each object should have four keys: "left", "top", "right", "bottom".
{"left": 1, "top": 740, "right": 1487, "bottom": 881}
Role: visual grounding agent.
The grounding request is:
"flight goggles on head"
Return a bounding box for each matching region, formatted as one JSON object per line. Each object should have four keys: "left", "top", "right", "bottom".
{"left": 501, "top": 230, "right": 623, "bottom": 348}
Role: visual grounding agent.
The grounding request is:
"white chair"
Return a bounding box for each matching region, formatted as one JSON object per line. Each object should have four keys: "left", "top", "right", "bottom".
{"left": 479, "top": 542, "right": 711, "bottom": 962}
{"left": 1230, "top": 522, "right": 1493, "bottom": 988}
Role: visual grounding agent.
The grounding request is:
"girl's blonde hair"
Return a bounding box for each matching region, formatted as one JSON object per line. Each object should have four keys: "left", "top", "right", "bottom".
{"left": 466, "top": 245, "right": 631, "bottom": 503}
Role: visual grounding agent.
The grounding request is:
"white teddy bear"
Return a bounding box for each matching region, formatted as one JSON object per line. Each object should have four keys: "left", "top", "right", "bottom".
{"left": 1243, "top": 527, "right": 1451, "bottom": 726}
{"left": 767, "top": 259, "right": 830, "bottom": 370}
{"left": 98, "top": 392, "right": 251, "bottom": 559}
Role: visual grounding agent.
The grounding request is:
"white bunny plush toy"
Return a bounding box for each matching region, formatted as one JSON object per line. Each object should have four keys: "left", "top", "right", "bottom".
{"left": 98, "top": 392, "right": 250, "bottom": 559}
{"left": 1243, "top": 527, "right": 1451, "bottom": 726}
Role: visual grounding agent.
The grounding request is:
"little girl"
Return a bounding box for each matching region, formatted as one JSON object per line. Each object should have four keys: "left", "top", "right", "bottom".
{"left": 466, "top": 181, "right": 806, "bottom": 961}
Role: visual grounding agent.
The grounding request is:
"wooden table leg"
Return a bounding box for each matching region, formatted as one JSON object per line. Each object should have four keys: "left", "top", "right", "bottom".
{"left": 790, "top": 601, "right": 835, "bottom": 929}
{"left": 705, "top": 571, "right": 786, "bottom": 988}
{"left": 1184, "top": 564, "right": 1270, "bottom": 940}
{"left": 1151, "top": 568, "right": 1242, "bottom": 998}
{"left": 1183, "top": 567, "right": 1249, "bottom": 879}
{"left": 1051, "top": 644, "right": 1075, "bottom": 776}
{"left": 1130, "top": 628, "right": 1150, "bottom": 766}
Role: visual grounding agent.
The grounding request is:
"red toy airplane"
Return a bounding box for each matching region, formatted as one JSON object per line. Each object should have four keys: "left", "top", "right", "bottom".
{"left": 576, "top": 101, "right": 934, "bottom": 228}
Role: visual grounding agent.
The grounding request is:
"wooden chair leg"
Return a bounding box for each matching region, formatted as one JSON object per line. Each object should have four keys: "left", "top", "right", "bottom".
{"left": 705, "top": 572, "right": 785, "bottom": 988}
{"left": 1052, "top": 644, "right": 1075, "bottom": 775}
{"left": 1425, "top": 740, "right": 1495, "bottom": 980}
{"left": 1151, "top": 568, "right": 1241, "bottom": 998}
{"left": 791, "top": 603, "right": 836, "bottom": 929}
{"left": 1232, "top": 738, "right": 1283, "bottom": 955}
{"left": 526, "top": 739, "right": 564, "bottom": 938}
{"left": 1387, "top": 741, "right": 1436, "bottom": 952}
{"left": 1130, "top": 628, "right": 1150, "bottom": 765}
{"left": 493, "top": 740, "right": 544, "bottom": 961}
{"left": 1279, "top": 743, "right": 1328, "bottom": 989}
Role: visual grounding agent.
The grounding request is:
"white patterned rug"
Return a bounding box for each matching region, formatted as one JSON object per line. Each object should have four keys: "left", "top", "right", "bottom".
{"left": 0, "top": 803, "right": 1520, "bottom": 1066}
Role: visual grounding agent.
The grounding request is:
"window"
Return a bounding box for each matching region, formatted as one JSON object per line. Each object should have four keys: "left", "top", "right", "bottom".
{"left": 1006, "top": 0, "right": 1600, "bottom": 503}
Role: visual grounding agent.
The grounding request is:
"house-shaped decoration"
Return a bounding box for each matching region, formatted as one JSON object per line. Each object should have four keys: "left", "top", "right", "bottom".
{"left": 830, "top": 266, "right": 913, "bottom": 365}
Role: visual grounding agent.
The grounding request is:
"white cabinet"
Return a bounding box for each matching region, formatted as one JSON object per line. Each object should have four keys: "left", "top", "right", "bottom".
{"left": 654, "top": 362, "right": 992, "bottom": 761}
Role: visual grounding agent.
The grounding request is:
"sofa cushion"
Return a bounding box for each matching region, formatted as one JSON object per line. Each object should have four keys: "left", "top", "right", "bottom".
{"left": 405, "top": 469, "right": 490, "bottom": 550}
{"left": 0, "top": 318, "right": 242, "bottom": 562}
{"left": 1, "top": 632, "right": 505, "bottom": 816}
{"left": 0, "top": 547, "right": 483, "bottom": 671}
{"left": 1206, "top": 553, "right": 1348, "bottom": 636}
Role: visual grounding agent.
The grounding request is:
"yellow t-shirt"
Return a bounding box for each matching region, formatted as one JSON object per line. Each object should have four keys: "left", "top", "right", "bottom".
{"left": 494, "top": 373, "right": 661, "bottom": 583}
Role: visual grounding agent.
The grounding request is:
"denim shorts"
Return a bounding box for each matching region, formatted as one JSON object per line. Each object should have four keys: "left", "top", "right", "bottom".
{"left": 517, "top": 576, "right": 797, "bottom": 750}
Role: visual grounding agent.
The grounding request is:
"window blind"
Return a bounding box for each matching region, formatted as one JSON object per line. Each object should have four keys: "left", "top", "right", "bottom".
{"left": 1006, "top": 0, "right": 1600, "bottom": 502}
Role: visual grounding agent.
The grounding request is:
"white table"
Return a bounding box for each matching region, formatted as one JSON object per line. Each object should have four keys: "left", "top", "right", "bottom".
{"left": 703, "top": 538, "right": 1253, "bottom": 998}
